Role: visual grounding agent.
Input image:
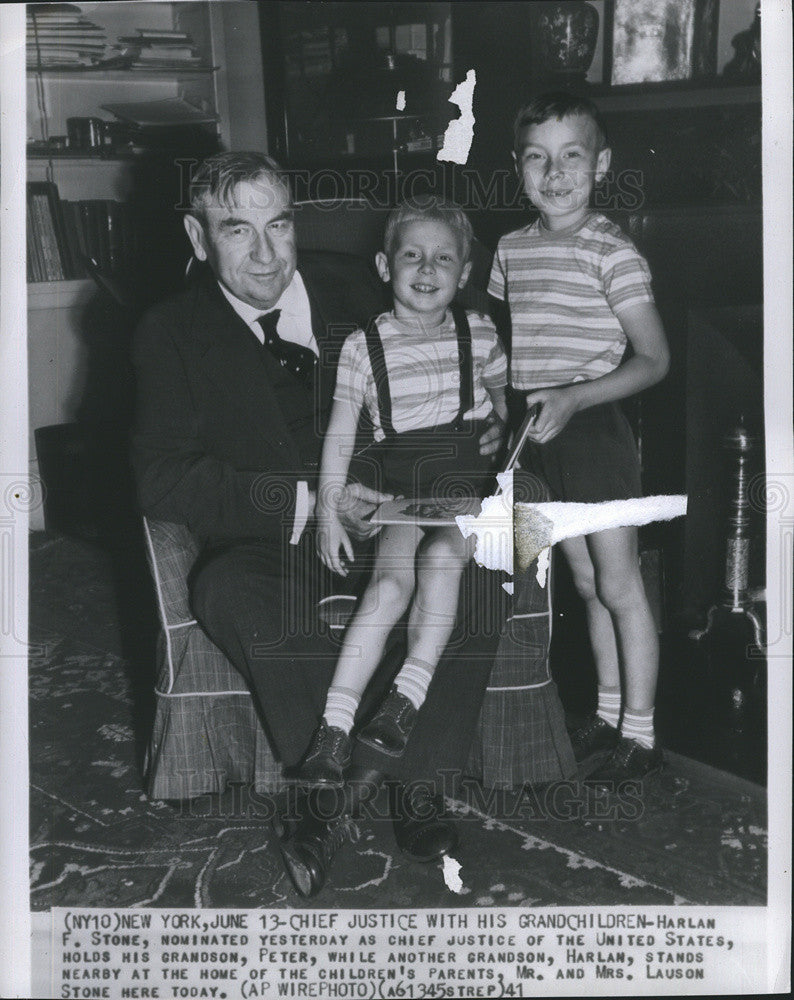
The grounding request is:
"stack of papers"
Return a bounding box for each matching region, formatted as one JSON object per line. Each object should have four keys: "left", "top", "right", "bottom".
{"left": 27, "top": 3, "right": 114, "bottom": 69}
{"left": 114, "top": 27, "right": 208, "bottom": 70}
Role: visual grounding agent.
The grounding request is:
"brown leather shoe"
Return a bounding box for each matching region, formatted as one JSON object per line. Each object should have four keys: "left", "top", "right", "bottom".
{"left": 358, "top": 686, "right": 418, "bottom": 756}
{"left": 296, "top": 721, "right": 351, "bottom": 787}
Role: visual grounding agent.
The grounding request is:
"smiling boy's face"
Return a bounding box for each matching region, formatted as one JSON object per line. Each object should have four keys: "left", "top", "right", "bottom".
{"left": 514, "top": 113, "right": 611, "bottom": 231}
{"left": 376, "top": 218, "right": 472, "bottom": 326}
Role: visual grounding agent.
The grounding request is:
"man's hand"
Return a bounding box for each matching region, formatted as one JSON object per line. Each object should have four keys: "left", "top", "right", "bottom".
{"left": 335, "top": 482, "right": 393, "bottom": 542}
{"left": 478, "top": 413, "right": 506, "bottom": 457}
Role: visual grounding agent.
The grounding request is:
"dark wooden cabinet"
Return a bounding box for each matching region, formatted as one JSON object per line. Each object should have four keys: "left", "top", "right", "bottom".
{"left": 261, "top": 0, "right": 454, "bottom": 193}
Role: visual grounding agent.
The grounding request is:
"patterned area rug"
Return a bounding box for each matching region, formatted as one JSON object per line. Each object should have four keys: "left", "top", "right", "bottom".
{"left": 29, "top": 533, "right": 767, "bottom": 909}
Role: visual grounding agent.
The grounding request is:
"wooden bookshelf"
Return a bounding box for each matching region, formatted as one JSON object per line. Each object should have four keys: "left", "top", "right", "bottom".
{"left": 24, "top": 2, "right": 269, "bottom": 284}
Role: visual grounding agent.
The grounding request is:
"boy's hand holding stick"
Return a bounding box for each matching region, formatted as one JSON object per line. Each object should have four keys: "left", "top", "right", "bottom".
{"left": 494, "top": 402, "right": 541, "bottom": 495}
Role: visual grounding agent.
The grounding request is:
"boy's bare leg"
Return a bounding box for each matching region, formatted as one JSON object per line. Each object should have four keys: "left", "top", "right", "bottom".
{"left": 586, "top": 525, "right": 658, "bottom": 712}
{"left": 406, "top": 527, "right": 475, "bottom": 665}
{"left": 582, "top": 525, "right": 663, "bottom": 782}
{"left": 356, "top": 527, "right": 474, "bottom": 758}
{"left": 560, "top": 528, "right": 659, "bottom": 766}
{"left": 330, "top": 523, "right": 422, "bottom": 696}
{"left": 560, "top": 535, "right": 621, "bottom": 689}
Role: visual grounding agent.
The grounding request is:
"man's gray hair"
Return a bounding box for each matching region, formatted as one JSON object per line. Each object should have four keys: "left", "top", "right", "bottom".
{"left": 188, "top": 151, "right": 292, "bottom": 225}
{"left": 383, "top": 195, "right": 474, "bottom": 260}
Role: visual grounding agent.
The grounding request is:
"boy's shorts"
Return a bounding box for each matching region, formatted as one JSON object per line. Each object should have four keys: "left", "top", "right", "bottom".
{"left": 349, "top": 419, "right": 494, "bottom": 500}
{"left": 519, "top": 399, "right": 642, "bottom": 504}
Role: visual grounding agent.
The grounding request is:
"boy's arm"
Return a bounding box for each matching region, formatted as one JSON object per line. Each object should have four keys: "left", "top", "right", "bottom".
{"left": 487, "top": 385, "right": 509, "bottom": 425}
{"left": 487, "top": 242, "right": 511, "bottom": 353}
{"left": 318, "top": 398, "right": 360, "bottom": 512}
{"left": 478, "top": 314, "right": 509, "bottom": 454}
{"left": 526, "top": 301, "right": 669, "bottom": 444}
{"left": 316, "top": 332, "right": 392, "bottom": 549}
{"left": 316, "top": 398, "right": 361, "bottom": 576}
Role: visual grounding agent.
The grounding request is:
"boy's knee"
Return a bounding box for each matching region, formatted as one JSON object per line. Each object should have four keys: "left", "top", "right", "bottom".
{"left": 419, "top": 532, "right": 466, "bottom": 569}
{"left": 370, "top": 568, "right": 414, "bottom": 606}
{"left": 571, "top": 566, "right": 598, "bottom": 603}
{"left": 594, "top": 568, "right": 644, "bottom": 613}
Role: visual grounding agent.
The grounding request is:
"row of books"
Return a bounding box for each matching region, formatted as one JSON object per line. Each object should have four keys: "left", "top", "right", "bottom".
{"left": 27, "top": 182, "right": 138, "bottom": 283}
{"left": 116, "top": 29, "right": 206, "bottom": 70}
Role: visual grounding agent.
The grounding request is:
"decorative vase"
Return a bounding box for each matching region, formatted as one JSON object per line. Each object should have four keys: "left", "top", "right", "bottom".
{"left": 723, "top": 2, "right": 761, "bottom": 83}
{"left": 535, "top": 1, "right": 599, "bottom": 82}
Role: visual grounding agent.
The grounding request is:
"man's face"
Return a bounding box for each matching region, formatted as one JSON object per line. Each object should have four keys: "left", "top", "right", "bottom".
{"left": 514, "top": 113, "right": 610, "bottom": 231}
{"left": 184, "top": 175, "right": 297, "bottom": 310}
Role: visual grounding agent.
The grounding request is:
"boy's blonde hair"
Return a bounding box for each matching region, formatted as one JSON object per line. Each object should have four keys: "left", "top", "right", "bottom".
{"left": 513, "top": 91, "right": 608, "bottom": 153}
{"left": 383, "top": 195, "right": 473, "bottom": 260}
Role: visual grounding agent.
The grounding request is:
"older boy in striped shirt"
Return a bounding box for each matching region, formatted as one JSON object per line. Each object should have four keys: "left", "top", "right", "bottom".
{"left": 489, "top": 92, "right": 670, "bottom": 786}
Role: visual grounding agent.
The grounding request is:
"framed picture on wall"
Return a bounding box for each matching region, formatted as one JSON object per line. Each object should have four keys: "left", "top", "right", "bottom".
{"left": 604, "top": 0, "right": 720, "bottom": 86}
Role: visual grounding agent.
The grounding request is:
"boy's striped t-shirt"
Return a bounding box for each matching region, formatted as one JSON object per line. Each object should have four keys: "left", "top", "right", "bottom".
{"left": 333, "top": 309, "right": 507, "bottom": 441}
{"left": 488, "top": 212, "right": 654, "bottom": 392}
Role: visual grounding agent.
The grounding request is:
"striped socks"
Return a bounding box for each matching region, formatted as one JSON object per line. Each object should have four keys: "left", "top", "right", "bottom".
{"left": 323, "top": 659, "right": 437, "bottom": 734}
{"left": 394, "top": 658, "right": 435, "bottom": 711}
{"left": 323, "top": 686, "right": 360, "bottom": 735}
{"left": 596, "top": 684, "right": 621, "bottom": 731}
{"left": 621, "top": 708, "right": 655, "bottom": 750}
{"left": 595, "top": 684, "right": 655, "bottom": 749}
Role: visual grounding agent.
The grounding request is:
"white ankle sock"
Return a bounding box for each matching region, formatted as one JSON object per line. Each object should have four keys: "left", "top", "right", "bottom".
{"left": 621, "top": 708, "right": 655, "bottom": 750}
{"left": 394, "top": 658, "right": 434, "bottom": 711}
{"left": 596, "top": 684, "right": 621, "bottom": 730}
{"left": 323, "top": 686, "right": 360, "bottom": 734}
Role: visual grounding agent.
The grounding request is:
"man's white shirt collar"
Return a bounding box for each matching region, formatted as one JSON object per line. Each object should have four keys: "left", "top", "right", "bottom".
{"left": 218, "top": 270, "right": 317, "bottom": 354}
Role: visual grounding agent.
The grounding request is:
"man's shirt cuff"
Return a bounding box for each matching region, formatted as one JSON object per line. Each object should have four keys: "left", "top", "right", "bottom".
{"left": 290, "top": 480, "right": 311, "bottom": 545}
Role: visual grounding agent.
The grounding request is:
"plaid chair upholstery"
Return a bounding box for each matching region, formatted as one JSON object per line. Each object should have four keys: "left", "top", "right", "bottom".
{"left": 142, "top": 518, "right": 285, "bottom": 799}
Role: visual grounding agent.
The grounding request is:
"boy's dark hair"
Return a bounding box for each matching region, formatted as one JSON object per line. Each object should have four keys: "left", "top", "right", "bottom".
{"left": 513, "top": 91, "right": 608, "bottom": 153}
{"left": 383, "top": 194, "right": 473, "bottom": 260}
{"left": 188, "top": 151, "right": 292, "bottom": 226}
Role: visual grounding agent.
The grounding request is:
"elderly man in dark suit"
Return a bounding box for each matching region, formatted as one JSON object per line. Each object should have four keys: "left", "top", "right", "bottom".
{"left": 132, "top": 152, "right": 506, "bottom": 897}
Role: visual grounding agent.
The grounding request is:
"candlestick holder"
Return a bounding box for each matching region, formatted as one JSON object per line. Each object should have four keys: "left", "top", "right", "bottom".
{"left": 689, "top": 420, "right": 765, "bottom": 650}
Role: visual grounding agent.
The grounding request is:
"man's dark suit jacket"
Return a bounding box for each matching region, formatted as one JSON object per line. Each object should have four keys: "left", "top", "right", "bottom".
{"left": 132, "top": 251, "right": 387, "bottom": 547}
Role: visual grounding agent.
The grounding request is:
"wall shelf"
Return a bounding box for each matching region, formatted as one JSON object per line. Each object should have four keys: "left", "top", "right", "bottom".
{"left": 588, "top": 83, "right": 760, "bottom": 113}
{"left": 27, "top": 153, "right": 140, "bottom": 162}
{"left": 28, "top": 278, "right": 96, "bottom": 309}
{"left": 27, "top": 68, "right": 216, "bottom": 83}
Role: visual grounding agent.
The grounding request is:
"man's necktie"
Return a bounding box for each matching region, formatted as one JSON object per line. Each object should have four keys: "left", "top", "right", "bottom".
{"left": 256, "top": 309, "right": 316, "bottom": 380}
